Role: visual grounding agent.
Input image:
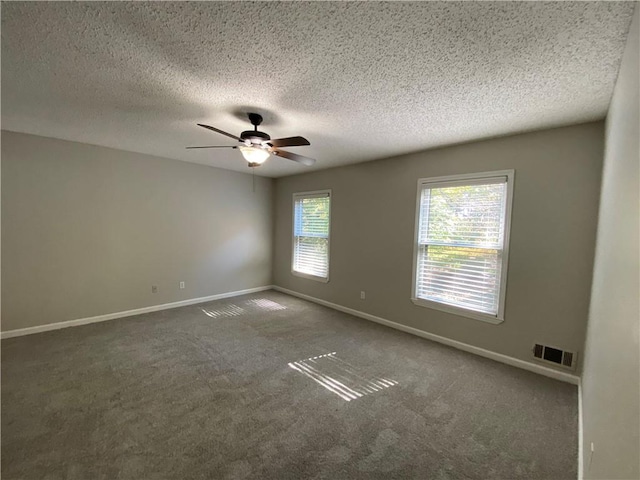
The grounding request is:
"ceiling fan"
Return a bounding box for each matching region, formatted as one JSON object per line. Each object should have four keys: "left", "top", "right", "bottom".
{"left": 187, "top": 113, "right": 315, "bottom": 167}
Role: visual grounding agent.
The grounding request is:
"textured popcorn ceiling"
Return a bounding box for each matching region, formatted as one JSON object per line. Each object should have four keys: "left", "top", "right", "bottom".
{"left": 1, "top": 2, "right": 635, "bottom": 177}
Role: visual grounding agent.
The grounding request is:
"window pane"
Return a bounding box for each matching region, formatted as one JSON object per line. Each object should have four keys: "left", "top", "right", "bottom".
{"left": 294, "top": 237, "right": 328, "bottom": 278}
{"left": 293, "top": 193, "right": 330, "bottom": 279}
{"left": 416, "top": 244, "right": 502, "bottom": 315}
{"left": 295, "top": 196, "right": 330, "bottom": 238}
{"left": 420, "top": 183, "right": 506, "bottom": 248}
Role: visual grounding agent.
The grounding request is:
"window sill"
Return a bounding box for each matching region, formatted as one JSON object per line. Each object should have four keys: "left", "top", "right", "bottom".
{"left": 292, "top": 270, "right": 329, "bottom": 283}
{"left": 411, "top": 297, "right": 504, "bottom": 324}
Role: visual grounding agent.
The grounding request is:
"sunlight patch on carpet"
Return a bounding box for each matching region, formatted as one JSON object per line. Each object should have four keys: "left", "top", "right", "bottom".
{"left": 246, "top": 298, "right": 287, "bottom": 311}
{"left": 288, "top": 352, "right": 398, "bottom": 401}
{"left": 201, "top": 304, "right": 245, "bottom": 318}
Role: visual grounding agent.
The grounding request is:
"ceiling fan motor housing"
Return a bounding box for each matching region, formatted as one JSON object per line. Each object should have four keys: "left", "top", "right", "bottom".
{"left": 240, "top": 130, "right": 270, "bottom": 144}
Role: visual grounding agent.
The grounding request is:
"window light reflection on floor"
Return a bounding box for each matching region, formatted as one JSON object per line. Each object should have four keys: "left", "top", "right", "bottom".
{"left": 246, "top": 298, "right": 287, "bottom": 311}
{"left": 288, "top": 352, "right": 398, "bottom": 401}
{"left": 201, "top": 298, "right": 287, "bottom": 319}
{"left": 201, "top": 304, "right": 245, "bottom": 318}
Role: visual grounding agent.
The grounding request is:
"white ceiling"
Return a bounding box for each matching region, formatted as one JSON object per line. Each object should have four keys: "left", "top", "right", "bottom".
{"left": 1, "top": 2, "right": 635, "bottom": 178}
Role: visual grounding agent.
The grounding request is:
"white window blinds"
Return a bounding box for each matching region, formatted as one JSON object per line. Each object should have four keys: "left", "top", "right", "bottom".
{"left": 414, "top": 173, "right": 512, "bottom": 319}
{"left": 293, "top": 191, "right": 330, "bottom": 280}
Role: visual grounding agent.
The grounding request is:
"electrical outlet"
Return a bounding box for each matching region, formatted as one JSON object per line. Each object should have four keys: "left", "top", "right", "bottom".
{"left": 360, "top": 291, "right": 366, "bottom": 300}
{"left": 151, "top": 285, "right": 158, "bottom": 294}
{"left": 180, "top": 281, "right": 185, "bottom": 289}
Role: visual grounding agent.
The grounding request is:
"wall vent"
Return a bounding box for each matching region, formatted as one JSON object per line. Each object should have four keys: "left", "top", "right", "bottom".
{"left": 532, "top": 343, "right": 576, "bottom": 370}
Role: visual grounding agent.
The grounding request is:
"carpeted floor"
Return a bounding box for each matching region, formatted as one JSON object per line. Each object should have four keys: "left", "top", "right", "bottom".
{"left": 1, "top": 291, "right": 577, "bottom": 479}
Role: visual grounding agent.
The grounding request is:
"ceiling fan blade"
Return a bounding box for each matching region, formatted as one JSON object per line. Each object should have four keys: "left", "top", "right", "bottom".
{"left": 267, "top": 136, "right": 311, "bottom": 148}
{"left": 186, "top": 146, "right": 238, "bottom": 149}
{"left": 271, "top": 148, "right": 316, "bottom": 166}
{"left": 197, "top": 123, "right": 242, "bottom": 142}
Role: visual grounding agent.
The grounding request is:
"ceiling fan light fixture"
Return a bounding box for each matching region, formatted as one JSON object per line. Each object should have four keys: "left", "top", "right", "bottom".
{"left": 238, "top": 145, "right": 270, "bottom": 165}
{"left": 191, "top": 113, "right": 315, "bottom": 166}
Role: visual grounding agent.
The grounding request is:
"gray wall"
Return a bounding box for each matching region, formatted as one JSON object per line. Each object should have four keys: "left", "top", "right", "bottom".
{"left": 582, "top": 7, "right": 639, "bottom": 480}
{"left": 274, "top": 122, "right": 604, "bottom": 372}
{"left": 1, "top": 131, "right": 273, "bottom": 332}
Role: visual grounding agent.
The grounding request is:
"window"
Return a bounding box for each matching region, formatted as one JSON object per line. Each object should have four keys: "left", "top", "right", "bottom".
{"left": 292, "top": 190, "right": 331, "bottom": 282}
{"left": 412, "top": 171, "right": 514, "bottom": 323}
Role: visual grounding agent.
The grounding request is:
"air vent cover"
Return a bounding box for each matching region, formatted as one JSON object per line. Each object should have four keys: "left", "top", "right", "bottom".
{"left": 533, "top": 343, "right": 576, "bottom": 370}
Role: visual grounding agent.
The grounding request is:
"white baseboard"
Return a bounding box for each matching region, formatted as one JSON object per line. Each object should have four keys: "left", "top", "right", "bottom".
{"left": 3, "top": 284, "right": 581, "bottom": 386}
{"left": 0, "top": 285, "right": 274, "bottom": 339}
{"left": 273, "top": 286, "right": 580, "bottom": 385}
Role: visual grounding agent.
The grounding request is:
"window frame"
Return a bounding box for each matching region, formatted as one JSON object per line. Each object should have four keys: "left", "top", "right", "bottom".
{"left": 291, "top": 189, "right": 332, "bottom": 283}
{"left": 410, "top": 170, "right": 514, "bottom": 324}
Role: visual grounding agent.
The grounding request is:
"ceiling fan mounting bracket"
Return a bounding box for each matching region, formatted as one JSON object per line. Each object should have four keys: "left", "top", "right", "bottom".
{"left": 241, "top": 112, "right": 270, "bottom": 143}
{"left": 248, "top": 112, "right": 263, "bottom": 128}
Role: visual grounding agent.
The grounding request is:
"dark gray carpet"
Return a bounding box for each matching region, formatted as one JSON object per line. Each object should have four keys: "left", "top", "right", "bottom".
{"left": 1, "top": 291, "right": 577, "bottom": 479}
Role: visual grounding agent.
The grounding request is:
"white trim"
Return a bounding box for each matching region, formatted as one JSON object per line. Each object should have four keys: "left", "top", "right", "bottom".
{"left": 415, "top": 170, "right": 513, "bottom": 186}
{"left": 410, "top": 297, "right": 503, "bottom": 324}
{"left": 292, "top": 190, "right": 330, "bottom": 200}
{"left": 500, "top": 170, "right": 515, "bottom": 320}
{"left": 578, "top": 380, "right": 583, "bottom": 480}
{"left": 410, "top": 169, "right": 515, "bottom": 324}
{"left": 291, "top": 189, "right": 331, "bottom": 283}
{"left": 0, "top": 285, "right": 274, "bottom": 339}
{"left": 291, "top": 271, "right": 330, "bottom": 283}
{"left": 273, "top": 285, "right": 580, "bottom": 385}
